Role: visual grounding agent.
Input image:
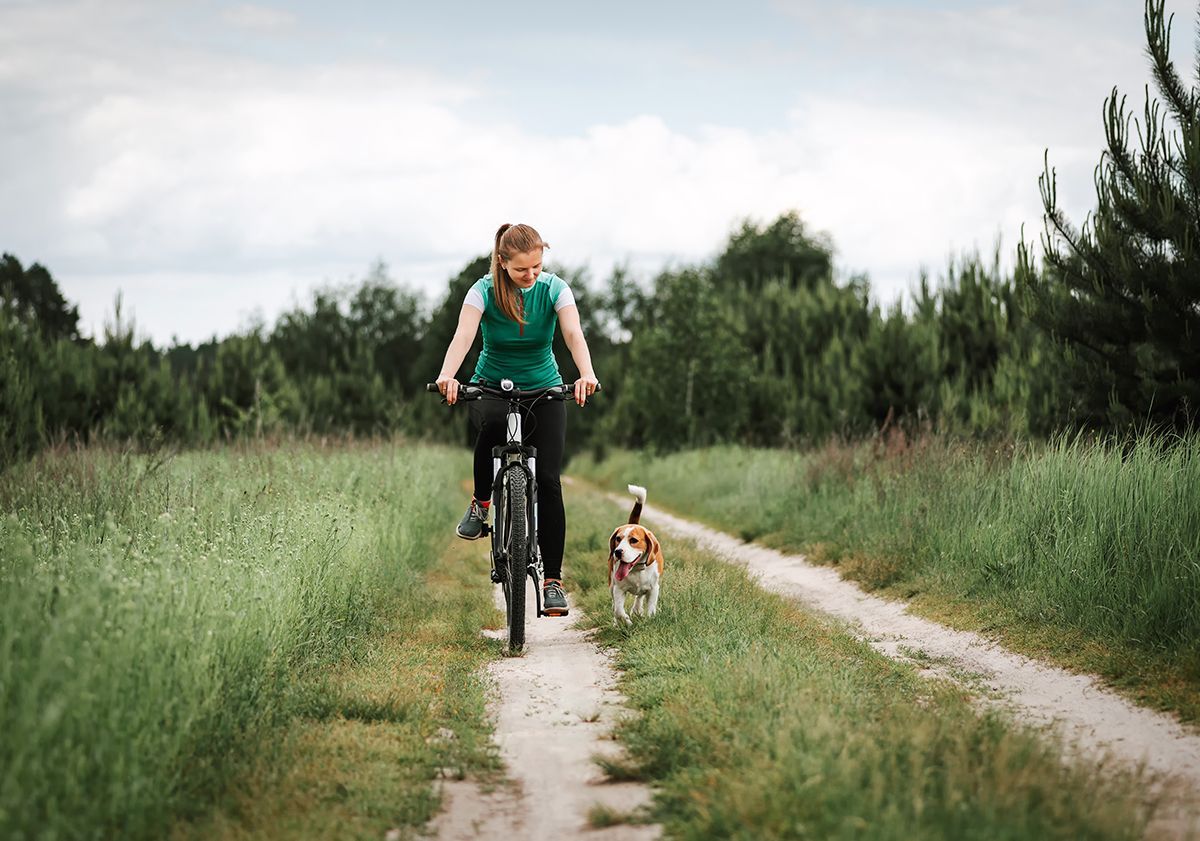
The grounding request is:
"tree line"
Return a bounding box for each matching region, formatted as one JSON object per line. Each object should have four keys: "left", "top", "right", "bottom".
{"left": 2, "top": 0, "right": 1196, "bottom": 463}
{"left": 0, "top": 210, "right": 1179, "bottom": 464}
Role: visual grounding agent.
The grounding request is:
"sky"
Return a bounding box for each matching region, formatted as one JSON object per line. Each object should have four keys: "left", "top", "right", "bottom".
{"left": 1, "top": 0, "right": 1194, "bottom": 346}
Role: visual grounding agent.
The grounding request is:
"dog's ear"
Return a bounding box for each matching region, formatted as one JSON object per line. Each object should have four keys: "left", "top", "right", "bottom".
{"left": 608, "top": 529, "right": 621, "bottom": 559}
{"left": 645, "top": 529, "right": 663, "bottom": 568}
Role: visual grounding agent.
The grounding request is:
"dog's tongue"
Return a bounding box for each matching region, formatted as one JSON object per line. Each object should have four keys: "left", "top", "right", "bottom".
{"left": 615, "top": 560, "right": 634, "bottom": 582}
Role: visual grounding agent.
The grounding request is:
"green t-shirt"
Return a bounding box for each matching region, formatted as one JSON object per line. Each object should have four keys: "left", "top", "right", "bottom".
{"left": 464, "top": 272, "right": 575, "bottom": 389}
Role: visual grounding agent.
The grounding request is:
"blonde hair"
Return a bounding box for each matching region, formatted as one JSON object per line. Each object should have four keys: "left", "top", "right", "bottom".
{"left": 490, "top": 223, "right": 549, "bottom": 325}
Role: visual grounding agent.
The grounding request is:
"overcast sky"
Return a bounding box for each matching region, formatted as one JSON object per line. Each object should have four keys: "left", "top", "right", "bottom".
{"left": 1, "top": 0, "right": 1194, "bottom": 345}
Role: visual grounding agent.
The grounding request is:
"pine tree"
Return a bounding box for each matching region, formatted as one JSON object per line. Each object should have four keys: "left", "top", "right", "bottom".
{"left": 1018, "top": 0, "right": 1200, "bottom": 429}
{"left": 714, "top": 211, "right": 834, "bottom": 292}
{"left": 0, "top": 254, "right": 80, "bottom": 341}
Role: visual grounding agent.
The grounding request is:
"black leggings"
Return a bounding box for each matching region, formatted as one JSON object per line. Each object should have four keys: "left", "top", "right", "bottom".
{"left": 469, "top": 398, "right": 567, "bottom": 581}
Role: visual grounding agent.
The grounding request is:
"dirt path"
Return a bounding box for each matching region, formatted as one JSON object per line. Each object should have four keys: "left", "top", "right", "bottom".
{"left": 431, "top": 569, "right": 658, "bottom": 841}
{"left": 591, "top": 490, "right": 1200, "bottom": 801}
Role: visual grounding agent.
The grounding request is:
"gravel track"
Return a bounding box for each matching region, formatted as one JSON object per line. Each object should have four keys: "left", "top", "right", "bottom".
{"left": 432, "top": 570, "right": 658, "bottom": 841}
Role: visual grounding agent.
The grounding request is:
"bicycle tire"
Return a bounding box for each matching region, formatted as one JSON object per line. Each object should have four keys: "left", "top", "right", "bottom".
{"left": 492, "top": 477, "right": 510, "bottom": 633}
{"left": 504, "top": 464, "right": 528, "bottom": 652}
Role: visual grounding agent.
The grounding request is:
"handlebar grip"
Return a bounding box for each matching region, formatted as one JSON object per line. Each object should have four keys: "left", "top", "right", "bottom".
{"left": 425, "top": 383, "right": 440, "bottom": 392}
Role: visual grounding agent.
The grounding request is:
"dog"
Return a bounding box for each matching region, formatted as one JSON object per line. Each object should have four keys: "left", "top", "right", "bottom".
{"left": 608, "top": 484, "right": 664, "bottom": 626}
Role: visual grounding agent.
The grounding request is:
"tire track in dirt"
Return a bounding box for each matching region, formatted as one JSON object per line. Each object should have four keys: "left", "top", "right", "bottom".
{"left": 588, "top": 486, "right": 1200, "bottom": 821}
{"left": 431, "top": 564, "right": 658, "bottom": 841}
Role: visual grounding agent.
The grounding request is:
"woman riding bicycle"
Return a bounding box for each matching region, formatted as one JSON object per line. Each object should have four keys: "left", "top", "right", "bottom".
{"left": 434, "top": 223, "right": 599, "bottom": 617}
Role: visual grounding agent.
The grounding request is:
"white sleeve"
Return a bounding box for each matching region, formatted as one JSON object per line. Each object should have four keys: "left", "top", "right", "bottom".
{"left": 553, "top": 284, "right": 576, "bottom": 311}
{"left": 463, "top": 287, "right": 485, "bottom": 312}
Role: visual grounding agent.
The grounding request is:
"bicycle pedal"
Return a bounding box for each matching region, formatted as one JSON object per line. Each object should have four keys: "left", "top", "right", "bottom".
{"left": 490, "top": 569, "right": 504, "bottom": 584}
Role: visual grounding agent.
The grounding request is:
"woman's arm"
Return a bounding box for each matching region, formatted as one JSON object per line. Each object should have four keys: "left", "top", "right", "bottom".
{"left": 556, "top": 304, "right": 599, "bottom": 406}
{"left": 436, "top": 304, "right": 483, "bottom": 404}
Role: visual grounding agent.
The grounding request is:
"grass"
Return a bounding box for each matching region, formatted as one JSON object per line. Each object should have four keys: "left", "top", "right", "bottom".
{"left": 561, "top": 489, "right": 1157, "bottom": 840}
{"left": 587, "top": 802, "right": 650, "bottom": 829}
{"left": 569, "top": 433, "right": 1200, "bottom": 720}
{"left": 4, "top": 434, "right": 1185, "bottom": 839}
{"left": 171, "top": 531, "right": 503, "bottom": 841}
{"left": 0, "top": 441, "right": 487, "bottom": 841}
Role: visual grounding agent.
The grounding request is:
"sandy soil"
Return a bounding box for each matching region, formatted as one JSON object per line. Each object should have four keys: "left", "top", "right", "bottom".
{"left": 430, "top": 568, "right": 658, "bottom": 841}
{"left": 599, "top": 491, "right": 1200, "bottom": 828}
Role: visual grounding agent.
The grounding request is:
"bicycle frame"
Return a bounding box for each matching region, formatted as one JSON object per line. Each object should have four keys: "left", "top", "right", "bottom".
{"left": 427, "top": 378, "right": 592, "bottom": 652}
{"left": 488, "top": 395, "right": 547, "bottom": 620}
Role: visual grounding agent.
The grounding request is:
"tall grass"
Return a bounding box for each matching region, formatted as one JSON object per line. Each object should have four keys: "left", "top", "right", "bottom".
{"left": 0, "top": 442, "right": 463, "bottom": 841}
{"left": 172, "top": 506, "right": 504, "bottom": 841}
{"left": 572, "top": 433, "right": 1200, "bottom": 709}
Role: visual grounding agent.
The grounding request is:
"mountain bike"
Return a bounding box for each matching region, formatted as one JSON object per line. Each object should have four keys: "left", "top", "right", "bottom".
{"left": 427, "top": 379, "right": 596, "bottom": 653}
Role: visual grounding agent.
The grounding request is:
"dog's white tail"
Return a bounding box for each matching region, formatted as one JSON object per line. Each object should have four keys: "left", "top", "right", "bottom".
{"left": 627, "top": 484, "right": 647, "bottom": 524}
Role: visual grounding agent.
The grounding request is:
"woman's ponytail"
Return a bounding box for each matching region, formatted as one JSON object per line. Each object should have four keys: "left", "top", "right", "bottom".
{"left": 489, "top": 223, "right": 548, "bottom": 327}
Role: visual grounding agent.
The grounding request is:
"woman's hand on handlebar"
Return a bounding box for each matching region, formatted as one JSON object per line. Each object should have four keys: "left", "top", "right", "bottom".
{"left": 435, "top": 373, "right": 461, "bottom": 405}
{"left": 573, "top": 375, "right": 600, "bottom": 406}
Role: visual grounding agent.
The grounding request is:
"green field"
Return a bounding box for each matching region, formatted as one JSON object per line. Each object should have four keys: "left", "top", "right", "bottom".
{"left": 0, "top": 440, "right": 1181, "bottom": 839}
{"left": 0, "top": 443, "right": 497, "bottom": 841}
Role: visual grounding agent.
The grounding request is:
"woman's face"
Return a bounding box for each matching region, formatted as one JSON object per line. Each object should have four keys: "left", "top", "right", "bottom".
{"left": 502, "top": 249, "right": 543, "bottom": 288}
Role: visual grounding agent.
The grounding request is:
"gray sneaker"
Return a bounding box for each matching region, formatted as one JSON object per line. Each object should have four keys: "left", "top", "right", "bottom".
{"left": 542, "top": 580, "right": 569, "bottom": 616}
{"left": 456, "top": 499, "right": 488, "bottom": 540}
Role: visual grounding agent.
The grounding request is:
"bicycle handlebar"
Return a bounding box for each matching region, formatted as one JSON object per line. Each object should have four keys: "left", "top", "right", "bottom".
{"left": 425, "top": 380, "right": 601, "bottom": 402}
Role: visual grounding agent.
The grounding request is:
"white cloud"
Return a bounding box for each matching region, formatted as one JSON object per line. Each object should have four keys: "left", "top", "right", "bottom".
{"left": 221, "top": 4, "right": 295, "bottom": 32}
{"left": 2, "top": 0, "right": 1194, "bottom": 345}
{"left": 51, "top": 79, "right": 1081, "bottom": 340}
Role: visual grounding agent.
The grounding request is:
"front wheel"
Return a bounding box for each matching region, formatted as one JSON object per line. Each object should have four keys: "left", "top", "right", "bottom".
{"left": 502, "top": 465, "right": 528, "bottom": 653}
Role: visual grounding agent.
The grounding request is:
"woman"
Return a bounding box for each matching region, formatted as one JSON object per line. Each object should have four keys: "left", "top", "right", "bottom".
{"left": 435, "top": 223, "right": 599, "bottom": 617}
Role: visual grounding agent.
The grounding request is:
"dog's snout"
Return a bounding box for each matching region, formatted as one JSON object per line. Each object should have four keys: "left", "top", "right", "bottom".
{"left": 614, "top": 547, "right": 623, "bottom": 560}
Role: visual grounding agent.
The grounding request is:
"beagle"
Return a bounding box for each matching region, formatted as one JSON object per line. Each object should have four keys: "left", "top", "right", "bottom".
{"left": 608, "top": 485, "right": 664, "bottom": 627}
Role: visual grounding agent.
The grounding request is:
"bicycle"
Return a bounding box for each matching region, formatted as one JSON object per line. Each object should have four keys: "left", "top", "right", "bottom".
{"left": 427, "top": 378, "right": 597, "bottom": 653}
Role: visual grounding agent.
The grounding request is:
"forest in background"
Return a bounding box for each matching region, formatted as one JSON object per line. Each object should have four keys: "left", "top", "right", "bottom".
{"left": 0, "top": 229, "right": 1079, "bottom": 462}
{"left": 0, "top": 203, "right": 1191, "bottom": 465}
{"left": 3, "top": 0, "right": 1197, "bottom": 463}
